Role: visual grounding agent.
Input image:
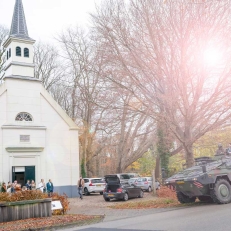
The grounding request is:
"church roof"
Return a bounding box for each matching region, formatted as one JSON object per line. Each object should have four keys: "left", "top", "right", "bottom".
{"left": 9, "top": 0, "right": 33, "bottom": 41}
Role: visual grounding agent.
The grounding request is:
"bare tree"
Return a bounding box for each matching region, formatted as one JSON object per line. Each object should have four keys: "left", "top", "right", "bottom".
{"left": 34, "top": 42, "right": 64, "bottom": 91}
{"left": 100, "top": 90, "right": 156, "bottom": 173}
{"left": 57, "top": 27, "right": 111, "bottom": 177}
{"left": 92, "top": 0, "right": 231, "bottom": 167}
{"left": 0, "top": 25, "right": 9, "bottom": 80}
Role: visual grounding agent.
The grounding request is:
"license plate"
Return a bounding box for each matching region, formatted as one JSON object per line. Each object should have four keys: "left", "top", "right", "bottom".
{"left": 96, "top": 185, "right": 101, "bottom": 187}
{"left": 177, "top": 181, "right": 184, "bottom": 184}
{"left": 108, "top": 194, "right": 114, "bottom": 197}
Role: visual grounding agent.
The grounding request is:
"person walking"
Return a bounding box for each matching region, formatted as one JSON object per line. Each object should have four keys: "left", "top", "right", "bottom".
{"left": 46, "top": 179, "right": 54, "bottom": 197}
{"left": 77, "top": 176, "right": 85, "bottom": 199}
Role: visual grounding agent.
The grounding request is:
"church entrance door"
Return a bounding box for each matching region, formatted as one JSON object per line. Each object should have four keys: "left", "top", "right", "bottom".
{"left": 12, "top": 166, "right": 35, "bottom": 186}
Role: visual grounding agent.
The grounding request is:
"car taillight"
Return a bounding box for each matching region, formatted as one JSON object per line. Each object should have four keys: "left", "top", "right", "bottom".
{"left": 144, "top": 181, "right": 148, "bottom": 184}
{"left": 89, "top": 181, "right": 95, "bottom": 186}
{"left": 117, "top": 188, "right": 123, "bottom": 193}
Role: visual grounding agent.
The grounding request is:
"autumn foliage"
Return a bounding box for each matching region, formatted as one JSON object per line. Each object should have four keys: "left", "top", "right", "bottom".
{"left": 0, "top": 190, "right": 47, "bottom": 202}
{"left": 0, "top": 191, "right": 70, "bottom": 215}
{"left": 51, "top": 193, "right": 70, "bottom": 215}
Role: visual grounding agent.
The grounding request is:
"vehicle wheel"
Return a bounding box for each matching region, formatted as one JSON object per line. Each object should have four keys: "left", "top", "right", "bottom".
{"left": 123, "top": 193, "right": 129, "bottom": 201}
{"left": 104, "top": 197, "right": 110, "bottom": 202}
{"left": 84, "top": 187, "right": 89, "bottom": 196}
{"left": 138, "top": 190, "right": 144, "bottom": 198}
{"left": 100, "top": 192, "right": 103, "bottom": 195}
{"left": 198, "top": 196, "right": 213, "bottom": 203}
{"left": 147, "top": 186, "right": 152, "bottom": 192}
{"left": 210, "top": 178, "right": 231, "bottom": 204}
{"left": 176, "top": 191, "right": 196, "bottom": 204}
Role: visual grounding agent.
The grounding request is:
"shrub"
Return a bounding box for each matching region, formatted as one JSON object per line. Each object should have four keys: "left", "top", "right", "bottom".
{"left": 0, "top": 191, "right": 70, "bottom": 216}
{"left": 0, "top": 190, "right": 47, "bottom": 202}
{"left": 51, "top": 193, "right": 70, "bottom": 215}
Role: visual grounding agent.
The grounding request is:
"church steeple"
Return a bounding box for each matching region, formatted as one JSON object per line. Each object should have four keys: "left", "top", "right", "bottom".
{"left": 3, "top": 0, "right": 36, "bottom": 80}
{"left": 10, "top": 0, "right": 32, "bottom": 40}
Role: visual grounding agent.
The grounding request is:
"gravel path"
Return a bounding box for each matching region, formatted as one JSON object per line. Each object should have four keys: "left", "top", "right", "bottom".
{"left": 68, "top": 192, "right": 172, "bottom": 222}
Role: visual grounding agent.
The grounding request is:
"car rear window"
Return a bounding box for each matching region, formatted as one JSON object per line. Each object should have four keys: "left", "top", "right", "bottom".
{"left": 91, "top": 179, "right": 104, "bottom": 183}
{"left": 119, "top": 174, "right": 130, "bottom": 179}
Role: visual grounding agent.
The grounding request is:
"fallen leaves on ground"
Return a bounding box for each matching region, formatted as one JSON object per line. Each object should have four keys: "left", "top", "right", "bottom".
{"left": 0, "top": 214, "right": 104, "bottom": 231}
{"left": 109, "top": 197, "right": 180, "bottom": 209}
{"left": 157, "top": 186, "right": 177, "bottom": 199}
{"left": 109, "top": 187, "right": 212, "bottom": 209}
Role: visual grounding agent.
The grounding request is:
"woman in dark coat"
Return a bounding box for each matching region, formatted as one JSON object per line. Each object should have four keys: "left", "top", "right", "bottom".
{"left": 1, "top": 182, "right": 7, "bottom": 192}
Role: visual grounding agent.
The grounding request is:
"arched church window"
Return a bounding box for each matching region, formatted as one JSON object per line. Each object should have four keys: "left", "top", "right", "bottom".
{"left": 24, "top": 48, "right": 29, "bottom": 57}
{"left": 15, "top": 112, "right": 33, "bottom": 121}
{"left": 7, "top": 51, "right": 8, "bottom": 60}
{"left": 9, "top": 48, "right": 11, "bottom": 58}
{"left": 16, "top": 46, "right": 21, "bottom": 56}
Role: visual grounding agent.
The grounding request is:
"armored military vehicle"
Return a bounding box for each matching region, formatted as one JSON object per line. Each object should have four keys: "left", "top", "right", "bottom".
{"left": 165, "top": 154, "right": 231, "bottom": 204}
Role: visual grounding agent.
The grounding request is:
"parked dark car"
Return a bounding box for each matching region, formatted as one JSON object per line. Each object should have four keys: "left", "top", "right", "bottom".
{"left": 103, "top": 174, "right": 144, "bottom": 202}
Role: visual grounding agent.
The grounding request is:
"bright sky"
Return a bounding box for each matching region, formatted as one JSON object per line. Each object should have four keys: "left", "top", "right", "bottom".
{"left": 0, "top": 0, "right": 100, "bottom": 43}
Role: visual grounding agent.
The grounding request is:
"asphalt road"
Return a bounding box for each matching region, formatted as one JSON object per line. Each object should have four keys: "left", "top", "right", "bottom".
{"left": 62, "top": 203, "right": 231, "bottom": 231}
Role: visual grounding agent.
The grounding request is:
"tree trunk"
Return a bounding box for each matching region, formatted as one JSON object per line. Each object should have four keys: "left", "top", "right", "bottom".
{"left": 116, "top": 164, "right": 122, "bottom": 173}
{"left": 152, "top": 169, "right": 156, "bottom": 196}
{"left": 155, "top": 155, "right": 161, "bottom": 178}
{"left": 185, "top": 144, "right": 194, "bottom": 168}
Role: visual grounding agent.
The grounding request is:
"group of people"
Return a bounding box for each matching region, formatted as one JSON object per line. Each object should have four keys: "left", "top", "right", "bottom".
{"left": 1, "top": 181, "right": 26, "bottom": 193}
{"left": 1, "top": 179, "right": 54, "bottom": 196}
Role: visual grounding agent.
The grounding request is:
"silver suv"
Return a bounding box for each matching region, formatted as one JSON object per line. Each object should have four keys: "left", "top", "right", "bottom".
{"left": 136, "top": 177, "right": 160, "bottom": 192}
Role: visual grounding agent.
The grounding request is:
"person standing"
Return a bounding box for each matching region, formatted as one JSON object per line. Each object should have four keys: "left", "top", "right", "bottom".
{"left": 46, "top": 179, "right": 54, "bottom": 197}
{"left": 7, "top": 182, "right": 11, "bottom": 190}
{"left": 31, "top": 180, "right": 36, "bottom": 190}
{"left": 77, "top": 176, "right": 85, "bottom": 199}
{"left": 7, "top": 184, "right": 12, "bottom": 193}
{"left": 215, "top": 143, "right": 225, "bottom": 155}
{"left": 25, "top": 180, "right": 31, "bottom": 190}
{"left": 1, "top": 182, "right": 7, "bottom": 192}
{"left": 38, "top": 179, "right": 45, "bottom": 193}
{"left": 11, "top": 180, "right": 17, "bottom": 193}
{"left": 226, "top": 143, "right": 231, "bottom": 156}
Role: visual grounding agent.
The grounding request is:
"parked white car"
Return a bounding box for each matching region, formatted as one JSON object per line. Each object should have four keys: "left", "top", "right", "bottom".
{"left": 83, "top": 178, "right": 106, "bottom": 195}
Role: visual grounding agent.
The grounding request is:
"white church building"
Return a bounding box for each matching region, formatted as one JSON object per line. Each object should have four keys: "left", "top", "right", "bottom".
{"left": 0, "top": 0, "right": 79, "bottom": 197}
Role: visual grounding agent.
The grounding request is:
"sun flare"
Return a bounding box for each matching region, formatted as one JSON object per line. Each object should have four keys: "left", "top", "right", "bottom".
{"left": 203, "top": 48, "right": 222, "bottom": 66}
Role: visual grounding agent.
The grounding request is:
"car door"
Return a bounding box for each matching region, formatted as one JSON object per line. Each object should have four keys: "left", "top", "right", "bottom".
{"left": 127, "top": 181, "right": 141, "bottom": 198}
{"left": 129, "top": 180, "right": 141, "bottom": 197}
